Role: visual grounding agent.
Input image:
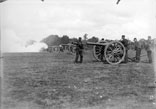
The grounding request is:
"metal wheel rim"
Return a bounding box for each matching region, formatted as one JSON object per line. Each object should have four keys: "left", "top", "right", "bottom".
{"left": 104, "top": 41, "right": 126, "bottom": 65}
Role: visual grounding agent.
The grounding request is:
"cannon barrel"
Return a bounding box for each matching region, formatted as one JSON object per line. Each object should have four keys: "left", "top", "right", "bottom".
{"left": 72, "top": 41, "right": 108, "bottom": 46}
{"left": 86, "top": 42, "right": 109, "bottom": 46}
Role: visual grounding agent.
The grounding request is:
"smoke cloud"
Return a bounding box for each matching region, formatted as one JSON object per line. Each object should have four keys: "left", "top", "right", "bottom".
{"left": 24, "top": 42, "right": 48, "bottom": 52}
{"left": 1, "top": 29, "right": 48, "bottom": 53}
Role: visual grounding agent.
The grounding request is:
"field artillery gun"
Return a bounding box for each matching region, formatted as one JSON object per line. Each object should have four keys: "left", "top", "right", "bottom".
{"left": 47, "top": 46, "right": 61, "bottom": 53}
{"left": 61, "top": 43, "right": 76, "bottom": 53}
{"left": 46, "top": 43, "right": 76, "bottom": 54}
{"left": 86, "top": 41, "right": 126, "bottom": 65}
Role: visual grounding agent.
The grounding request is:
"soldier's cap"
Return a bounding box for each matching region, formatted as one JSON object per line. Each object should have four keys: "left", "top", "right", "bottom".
{"left": 122, "top": 35, "right": 125, "bottom": 37}
{"left": 79, "top": 37, "right": 82, "bottom": 40}
{"left": 148, "top": 36, "right": 151, "bottom": 38}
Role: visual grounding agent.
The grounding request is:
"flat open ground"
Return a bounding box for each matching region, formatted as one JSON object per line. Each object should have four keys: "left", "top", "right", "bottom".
{"left": 1, "top": 50, "right": 156, "bottom": 109}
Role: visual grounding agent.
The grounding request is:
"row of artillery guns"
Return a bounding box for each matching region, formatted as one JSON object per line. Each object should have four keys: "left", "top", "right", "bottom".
{"left": 47, "top": 43, "right": 76, "bottom": 53}
{"left": 47, "top": 40, "right": 126, "bottom": 65}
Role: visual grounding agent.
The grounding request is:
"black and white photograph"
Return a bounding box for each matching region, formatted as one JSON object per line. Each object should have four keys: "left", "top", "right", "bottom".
{"left": 0, "top": 0, "right": 156, "bottom": 109}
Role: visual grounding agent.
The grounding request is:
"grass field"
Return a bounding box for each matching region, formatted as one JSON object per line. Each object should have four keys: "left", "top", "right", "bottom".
{"left": 2, "top": 50, "right": 156, "bottom": 109}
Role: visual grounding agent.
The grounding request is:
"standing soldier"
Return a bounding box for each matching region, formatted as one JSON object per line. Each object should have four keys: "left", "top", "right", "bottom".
{"left": 99, "top": 38, "right": 106, "bottom": 62}
{"left": 133, "top": 38, "right": 141, "bottom": 62}
{"left": 120, "top": 35, "right": 129, "bottom": 63}
{"left": 73, "top": 37, "right": 84, "bottom": 63}
{"left": 59, "top": 44, "right": 63, "bottom": 52}
{"left": 145, "top": 36, "right": 152, "bottom": 63}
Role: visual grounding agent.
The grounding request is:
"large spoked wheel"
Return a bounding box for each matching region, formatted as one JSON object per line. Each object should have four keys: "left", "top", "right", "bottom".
{"left": 93, "top": 45, "right": 104, "bottom": 61}
{"left": 104, "top": 41, "right": 125, "bottom": 65}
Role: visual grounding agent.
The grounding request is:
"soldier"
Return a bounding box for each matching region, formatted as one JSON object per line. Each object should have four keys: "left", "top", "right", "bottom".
{"left": 120, "top": 35, "right": 129, "bottom": 63}
{"left": 99, "top": 38, "right": 106, "bottom": 62}
{"left": 133, "top": 38, "right": 141, "bottom": 62}
{"left": 99, "top": 38, "right": 106, "bottom": 43}
{"left": 146, "top": 36, "right": 152, "bottom": 63}
{"left": 59, "top": 45, "right": 63, "bottom": 52}
{"left": 74, "top": 37, "right": 84, "bottom": 63}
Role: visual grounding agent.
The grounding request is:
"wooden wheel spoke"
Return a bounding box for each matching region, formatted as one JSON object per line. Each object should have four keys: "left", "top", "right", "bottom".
{"left": 107, "top": 47, "right": 113, "bottom": 51}
{"left": 95, "top": 52, "right": 100, "bottom": 54}
{"left": 96, "top": 53, "right": 101, "bottom": 57}
{"left": 106, "top": 54, "right": 113, "bottom": 61}
{"left": 95, "top": 49, "right": 101, "bottom": 52}
{"left": 93, "top": 45, "right": 104, "bottom": 61}
{"left": 106, "top": 51, "right": 112, "bottom": 54}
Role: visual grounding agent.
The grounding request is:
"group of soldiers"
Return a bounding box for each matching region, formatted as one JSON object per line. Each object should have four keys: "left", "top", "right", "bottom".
{"left": 121, "top": 35, "right": 153, "bottom": 63}
{"left": 73, "top": 35, "right": 153, "bottom": 64}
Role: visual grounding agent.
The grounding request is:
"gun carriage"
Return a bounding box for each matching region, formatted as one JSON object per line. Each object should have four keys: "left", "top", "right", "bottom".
{"left": 86, "top": 41, "right": 126, "bottom": 65}
{"left": 47, "top": 46, "right": 61, "bottom": 53}
{"left": 61, "top": 44, "right": 76, "bottom": 53}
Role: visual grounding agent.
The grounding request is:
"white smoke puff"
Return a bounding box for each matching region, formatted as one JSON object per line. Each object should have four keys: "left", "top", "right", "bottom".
{"left": 1, "top": 29, "right": 48, "bottom": 52}
{"left": 24, "top": 42, "right": 48, "bottom": 52}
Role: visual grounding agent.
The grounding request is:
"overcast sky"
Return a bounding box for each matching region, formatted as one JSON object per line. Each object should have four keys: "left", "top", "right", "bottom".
{"left": 0, "top": 0, "right": 156, "bottom": 52}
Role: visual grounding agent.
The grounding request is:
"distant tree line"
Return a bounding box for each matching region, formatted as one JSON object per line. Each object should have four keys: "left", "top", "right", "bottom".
{"left": 0, "top": 0, "right": 7, "bottom": 3}
{"left": 41, "top": 34, "right": 99, "bottom": 47}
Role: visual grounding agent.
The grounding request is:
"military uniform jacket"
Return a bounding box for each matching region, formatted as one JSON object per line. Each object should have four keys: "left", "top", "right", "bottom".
{"left": 121, "top": 39, "right": 129, "bottom": 48}
{"left": 134, "top": 41, "right": 141, "bottom": 50}
{"left": 145, "top": 40, "right": 152, "bottom": 51}
{"left": 75, "top": 41, "right": 84, "bottom": 51}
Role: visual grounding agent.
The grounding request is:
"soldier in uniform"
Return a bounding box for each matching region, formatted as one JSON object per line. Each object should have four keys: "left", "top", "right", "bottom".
{"left": 120, "top": 35, "right": 129, "bottom": 63}
{"left": 133, "top": 38, "right": 141, "bottom": 62}
{"left": 74, "top": 37, "right": 84, "bottom": 63}
{"left": 146, "top": 36, "right": 152, "bottom": 63}
{"left": 59, "top": 44, "right": 64, "bottom": 52}
{"left": 99, "top": 38, "right": 106, "bottom": 62}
